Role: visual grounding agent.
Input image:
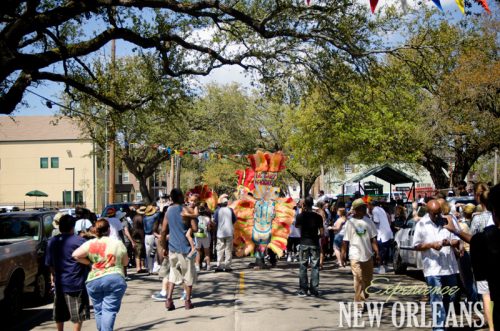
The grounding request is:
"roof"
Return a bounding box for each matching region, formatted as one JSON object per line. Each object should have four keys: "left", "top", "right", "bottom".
{"left": 0, "top": 116, "right": 88, "bottom": 142}
{"left": 342, "top": 164, "right": 419, "bottom": 185}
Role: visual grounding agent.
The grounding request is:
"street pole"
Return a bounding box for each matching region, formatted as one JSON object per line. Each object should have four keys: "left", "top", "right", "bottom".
{"left": 495, "top": 148, "right": 498, "bottom": 185}
{"left": 108, "top": 38, "right": 116, "bottom": 204}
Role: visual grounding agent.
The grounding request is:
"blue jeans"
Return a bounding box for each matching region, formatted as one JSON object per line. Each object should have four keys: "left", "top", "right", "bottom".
{"left": 299, "top": 245, "right": 320, "bottom": 294}
{"left": 425, "top": 274, "right": 459, "bottom": 331}
{"left": 377, "top": 239, "right": 393, "bottom": 266}
{"left": 458, "top": 251, "right": 478, "bottom": 303}
{"left": 86, "top": 274, "right": 127, "bottom": 331}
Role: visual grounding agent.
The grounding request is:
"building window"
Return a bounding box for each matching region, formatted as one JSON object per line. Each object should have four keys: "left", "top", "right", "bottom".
{"left": 40, "top": 157, "right": 49, "bottom": 169}
{"left": 344, "top": 163, "right": 352, "bottom": 174}
{"left": 75, "top": 191, "right": 83, "bottom": 204}
{"left": 51, "top": 157, "right": 59, "bottom": 168}
{"left": 122, "top": 170, "right": 130, "bottom": 183}
{"left": 63, "top": 191, "right": 72, "bottom": 205}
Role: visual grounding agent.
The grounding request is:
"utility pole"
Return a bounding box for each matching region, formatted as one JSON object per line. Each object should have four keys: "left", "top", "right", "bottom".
{"left": 175, "top": 155, "right": 181, "bottom": 188}
{"left": 108, "top": 38, "right": 116, "bottom": 204}
{"left": 169, "top": 156, "right": 175, "bottom": 191}
{"left": 320, "top": 165, "right": 325, "bottom": 192}
{"left": 495, "top": 148, "right": 498, "bottom": 185}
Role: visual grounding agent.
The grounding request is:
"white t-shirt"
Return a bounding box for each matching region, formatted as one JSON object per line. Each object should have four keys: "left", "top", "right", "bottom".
{"left": 343, "top": 216, "right": 377, "bottom": 262}
{"left": 105, "top": 217, "right": 124, "bottom": 241}
{"left": 370, "top": 206, "right": 394, "bottom": 242}
{"left": 74, "top": 218, "right": 92, "bottom": 233}
{"left": 412, "top": 214, "right": 459, "bottom": 277}
{"left": 216, "top": 207, "right": 234, "bottom": 238}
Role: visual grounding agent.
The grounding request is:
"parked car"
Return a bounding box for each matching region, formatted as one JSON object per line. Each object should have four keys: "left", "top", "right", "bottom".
{"left": 101, "top": 202, "right": 144, "bottom": 218}
{"left": 58, "top": 208, "right": 76, "bottom": 216}
{"left": 392, "top": 219, "right": 423, "bottom": 274}
{"left": 0, "top": 206, "right": 21, "bottom": 213}
{"left": 446, "top": 196, "right": 477, "bottom": 214}
{"left": 0, "top": 211, "right": 56, "bottom": 317}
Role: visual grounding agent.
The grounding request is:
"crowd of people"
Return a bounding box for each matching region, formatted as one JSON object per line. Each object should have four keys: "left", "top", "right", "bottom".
{"left": 45, "top": 182, "right": 500, "bottom": 331}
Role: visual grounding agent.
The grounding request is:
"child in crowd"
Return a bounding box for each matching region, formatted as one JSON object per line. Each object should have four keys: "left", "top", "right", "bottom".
{"left": 183, "top": 193, "right": 200, "bottom": 259}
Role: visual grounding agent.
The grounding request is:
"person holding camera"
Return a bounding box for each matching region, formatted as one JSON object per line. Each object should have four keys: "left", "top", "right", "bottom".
{"left": 413, "top": 199, "right": 460, "bottom": 331}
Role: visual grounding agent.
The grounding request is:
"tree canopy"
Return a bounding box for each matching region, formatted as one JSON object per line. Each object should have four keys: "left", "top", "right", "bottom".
{"left": 1, "top": 0, "right": 380, "bottom": 115}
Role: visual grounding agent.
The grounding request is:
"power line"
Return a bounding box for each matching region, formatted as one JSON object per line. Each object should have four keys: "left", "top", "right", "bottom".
{"left": 25, "top": 88, "right": 73, "bottom": 111}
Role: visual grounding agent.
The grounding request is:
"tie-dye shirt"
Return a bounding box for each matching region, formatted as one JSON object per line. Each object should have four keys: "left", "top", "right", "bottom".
{"left": 79, "top": 236, "right": 127, "bottom": 282}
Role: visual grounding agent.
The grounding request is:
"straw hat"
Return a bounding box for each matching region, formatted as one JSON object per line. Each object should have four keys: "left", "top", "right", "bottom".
{"left": 145, "top": 205, "right": 156, "bottom": 216}
{"left": 52, "top": 212, "right": 67, "bottom": 228}
{"left": 352, "top": 198, "right": 367, "bottom": 210}
{"left": 137, "top": 206, "right": 146, "bottom": 215}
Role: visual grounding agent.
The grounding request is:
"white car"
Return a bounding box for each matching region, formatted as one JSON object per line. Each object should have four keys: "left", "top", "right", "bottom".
{"left": 392, "top": 219, "right": 423, "bottom": 274}
{"left": 0, "top": 206, "right": 21, "bottom": 213}
{"left": 58, "top": 208, "right": 76, "bottom": 216}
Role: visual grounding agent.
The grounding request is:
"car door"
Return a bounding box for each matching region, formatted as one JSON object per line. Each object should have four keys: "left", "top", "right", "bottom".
{"left": 406, "top": 220, "right": 418, "bottom": 266}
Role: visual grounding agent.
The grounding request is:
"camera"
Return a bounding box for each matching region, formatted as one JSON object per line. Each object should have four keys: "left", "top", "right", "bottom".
{"left": 437, "top": 214, "right": 448, "bottom": 226}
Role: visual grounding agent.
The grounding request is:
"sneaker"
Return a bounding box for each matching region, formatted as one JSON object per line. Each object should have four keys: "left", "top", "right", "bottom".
{"left": 125, "top": 276, "right": 132, "bottom": 281}
{"left": 376, "top": 265, "right": 386, "bottom": 274}
{"left": 184, "top": 299, "right": 194, "bottom": 310}
{"left": 166, "top": 298, "right": 175, "bottom": 311}
{"left": 297, "top": 291, "right": 307, "bottom": 297}
{"left": 152, "top": 292, "right": 167, "bottom": 302}
{"left": 310, "top": 290, "right": 320, "bottom": 297}
{"left": 195, "top": 265, "right": 200, "bottom": 272}
{"left": 180, "top": 291, "right": 187, "bottom": 301}
{"left": 206, "top": 264, "right": 211, "bottom": 272}
{"left": 287, "top": 255, "right": 292, "bottom": 262}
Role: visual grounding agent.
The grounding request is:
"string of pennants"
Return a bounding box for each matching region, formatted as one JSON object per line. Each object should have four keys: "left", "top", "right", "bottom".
{"left": 305, "top": 0, "right": 491, "bottom": 14}
{"left": 128, "top": 143, "right": 295, "bottom": 160}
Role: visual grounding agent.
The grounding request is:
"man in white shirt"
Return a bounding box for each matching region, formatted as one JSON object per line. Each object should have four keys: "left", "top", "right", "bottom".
{"left": 413, "top": 199, "right": 460, "bottom": 331}
{"left": 368, "top": 200, "right": 394, "bottom": 274}
{"left": 214, "top": 197, "right": 236, "bottom": 272}
{"left": 341, "top": 198, "right": 379, "bottom": 304}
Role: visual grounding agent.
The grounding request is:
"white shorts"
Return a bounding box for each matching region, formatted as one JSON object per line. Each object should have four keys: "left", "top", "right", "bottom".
{"left": 477, "top": 280, "right": 489, "bottom": 295}
{"left": 195, "top": 236, "right": 211, "bottom": 249}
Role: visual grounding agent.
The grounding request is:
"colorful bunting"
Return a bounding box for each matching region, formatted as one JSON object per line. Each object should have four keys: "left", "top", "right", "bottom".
{"left": 370, "top": 0, "right": 379, "bottom": 13}
{"left": 305, "top": 0, "right": 311, "bottom": 5}
{"left": 455, "top": 0, "right": 465, "bottom": 14}
{"left": 431, "top": 0, "right": 444, "bottom": 11}
{"left": 477, "top": 0, "right": 491, "bottom": 13}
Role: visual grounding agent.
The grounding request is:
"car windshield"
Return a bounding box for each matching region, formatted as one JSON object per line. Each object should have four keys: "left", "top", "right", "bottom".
{"left": 0, "top": 216, "right": 40, "bottom": 240}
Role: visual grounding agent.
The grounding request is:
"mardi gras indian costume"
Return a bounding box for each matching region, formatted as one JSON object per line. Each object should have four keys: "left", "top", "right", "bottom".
{"left": 231, "top": 151, "right": 295, "bottom": 267}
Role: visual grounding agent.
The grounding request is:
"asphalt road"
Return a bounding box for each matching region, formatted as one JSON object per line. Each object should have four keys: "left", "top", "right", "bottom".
{"left": 6, "top": 257, "right": 489, "bottom": 331}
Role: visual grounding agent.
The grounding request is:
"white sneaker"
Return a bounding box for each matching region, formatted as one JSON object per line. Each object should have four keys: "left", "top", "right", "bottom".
{"left": 376, "top": 265, "right": 386, "bottom": 274}
{"left": 287, "top": 255, "right": 292, "bottom": 262}
{"left": 195, "top": 265, "right": 200, "bottom": 272}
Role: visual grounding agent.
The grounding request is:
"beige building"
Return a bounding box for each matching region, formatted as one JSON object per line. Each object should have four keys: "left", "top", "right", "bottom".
{"left": 0, "top": 116, "right": 98, "bottom": 211}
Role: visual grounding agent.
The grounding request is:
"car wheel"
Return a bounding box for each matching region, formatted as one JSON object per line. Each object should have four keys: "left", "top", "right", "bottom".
{"left": 4, "top": 278, "right": 23, "bottom": 319}
{"left": 34, "top": 271, "right": 51, "bottom": 303}
{"left": 393, "top": 245, "right": 407, "bottom": 275}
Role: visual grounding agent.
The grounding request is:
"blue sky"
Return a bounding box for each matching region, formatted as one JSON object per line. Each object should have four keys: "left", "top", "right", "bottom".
{"left": 5, "top": 0, "right": 496, "bottom": 117}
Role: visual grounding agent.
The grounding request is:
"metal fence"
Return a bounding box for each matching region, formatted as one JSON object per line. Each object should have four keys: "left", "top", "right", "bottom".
{"left": 0, "top": 201, "right": 85, "bottom": 211}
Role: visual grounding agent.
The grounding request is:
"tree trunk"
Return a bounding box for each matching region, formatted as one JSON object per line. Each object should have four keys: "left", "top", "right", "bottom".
{"left": 301, "top": 179, "right": 316, "bottom": 199}
{"left": 137, "top": 174, "right": 153, "bottom": 204}
{"left": 419, "top": 152, "right": 450, "bottom": 189}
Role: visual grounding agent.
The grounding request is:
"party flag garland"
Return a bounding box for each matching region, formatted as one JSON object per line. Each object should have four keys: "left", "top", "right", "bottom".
{"left": 368, "top": 0, "right": 491, "bottom": 14}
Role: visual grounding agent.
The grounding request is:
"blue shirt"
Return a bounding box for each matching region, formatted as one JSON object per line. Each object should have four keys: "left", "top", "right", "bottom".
{"left": 167, "top": 204, "right": 190, "bottom": 254}
{"left": 45, "top": 234, "right": 88, "bottom": 293}
{"left": 143, "top": 213, "right": 158, "bottom": 235}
